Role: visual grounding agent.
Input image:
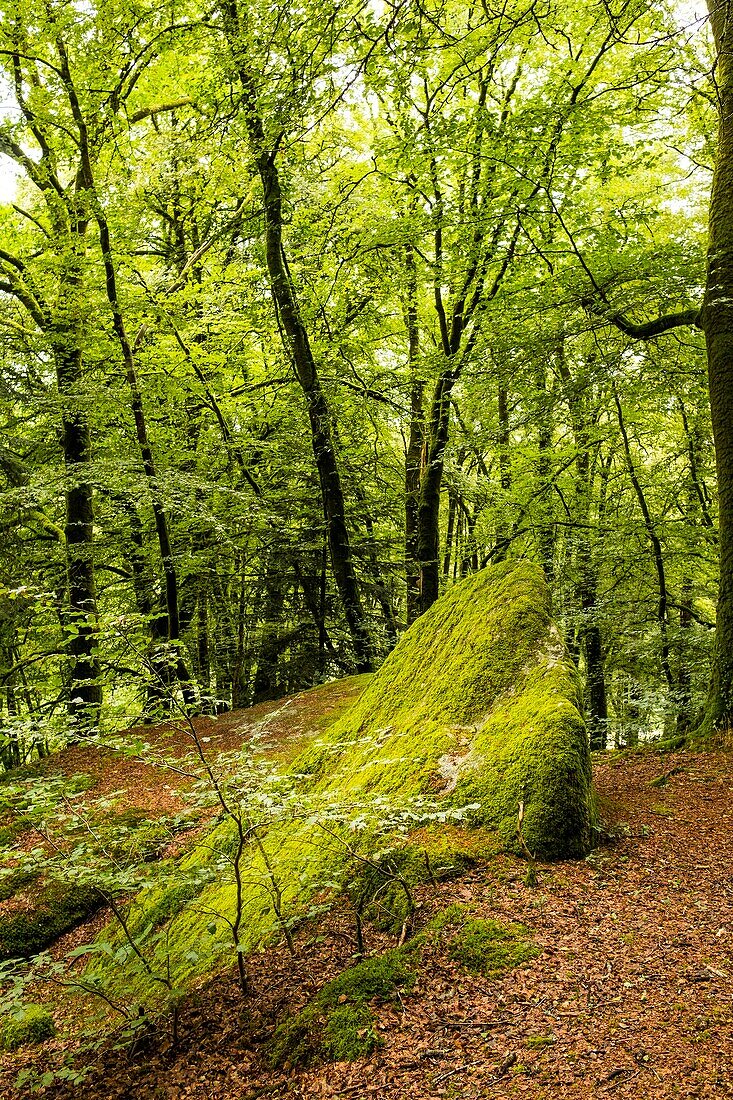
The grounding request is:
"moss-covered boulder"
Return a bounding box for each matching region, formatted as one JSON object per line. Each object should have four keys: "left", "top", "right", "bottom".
{"left": 301, "top": 559, "right": 592, "bottom": 857}
{"left": 0, "top": 880, "right": 102, "bottom": 961}
{"left": 90, "top": 562, "right": 591, "bottom": 1003}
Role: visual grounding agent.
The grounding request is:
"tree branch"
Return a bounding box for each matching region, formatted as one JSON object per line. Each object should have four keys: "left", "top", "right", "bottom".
{"left": 128, "top": 97, "right": 195, "bottom": 123}
{"left": 592, "top": 304, "right": 702, "bottom": 339}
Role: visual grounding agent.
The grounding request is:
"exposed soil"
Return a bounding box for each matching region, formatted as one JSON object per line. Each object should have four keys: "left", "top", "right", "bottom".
{"left": 2, "top": 741, "right": 732, "bottom": 1099}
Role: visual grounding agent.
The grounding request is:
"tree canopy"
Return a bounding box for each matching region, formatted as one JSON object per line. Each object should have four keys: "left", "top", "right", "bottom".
{"left": 0, "top": 0, "right": 724, "bottom": 757}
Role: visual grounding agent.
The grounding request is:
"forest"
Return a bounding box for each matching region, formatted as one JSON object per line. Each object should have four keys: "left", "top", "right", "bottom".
{"left": 0, "top": 0, "right": 732, "bottom": 1096}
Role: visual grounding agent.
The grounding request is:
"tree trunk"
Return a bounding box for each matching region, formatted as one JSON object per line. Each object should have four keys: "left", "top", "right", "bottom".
{"left": 53, "top": 330, "right": 102, "bottom": 730}
{"left": 677, "top": 576, "right": 694, "bottom": 736}
{"left": 558, "top": 350, "right": 609, "bottom": 746}
{"left": 404, "top": 243, "right": 425, "bottom": 625}
{"left": 535, "top": 370, "right": 555, "bottom": 586}
{"left": 613, "top": 389, "right": 675, "bottom": 696}
{"left": 493, "top": 383, "right": 512, "bottom": 562}
{"left": 253, "top": 553, "right": 287, "bottom": 703}
{"left": 224, "top": 2, "right": 373, "bottom": 671}
{"left": 417, "top": 371, "right": 455, "bottom": 612}
{"left": 581, "top": 576, "right": 608, "bottom": 751}
{"left": 703, "top": 0, "right": 733, "bottom": 731}
{"left": 443, "top": 488, "right": 457, "bottom": 579}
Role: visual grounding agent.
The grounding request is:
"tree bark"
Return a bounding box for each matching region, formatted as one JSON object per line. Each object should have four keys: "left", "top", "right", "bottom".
{"left": 558, "top": 349, "right": 608, "bottom": 746}
{"left": 404, "top": 243, "right": 425, "bottom": 625}
{"left": 703, "top": 0, "right": 733, "bottom": 731}
{"left": 417, "top": 370, "right": 456, "bottom": 611}
{"left": 535, "top": 369, "right": 555, "bottom": 586}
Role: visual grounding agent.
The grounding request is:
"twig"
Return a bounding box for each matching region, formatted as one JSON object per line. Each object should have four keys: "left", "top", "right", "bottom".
{"left": 433, "top": 1058, "right": 487, "bottom": 1084}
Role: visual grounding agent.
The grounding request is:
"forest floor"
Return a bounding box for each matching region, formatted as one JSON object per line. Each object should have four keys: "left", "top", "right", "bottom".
{"left": 1, "top": 701, "right": 733, "bottom": 1099}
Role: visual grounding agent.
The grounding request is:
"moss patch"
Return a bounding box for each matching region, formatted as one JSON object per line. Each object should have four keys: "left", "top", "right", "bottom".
{"left": 0, "top": 819, "right": 30, "bottom": 848}
{"left": 344, "top": 835, "right": 482, "bottom": 935}
{"left": 448, "top": 916, "right": 539, "bottom": 976}
{"left": 270, "top": 945, "right": 416, "bottom": 1067}
{"left": 525, "top": 1034, "right": 556, "bottom": 1049}
{"left": 0, "top": 867, "right": 38, "bottom": 903}
{"left": 135, "top": 877, "right": 209, "bottom": 932}
{"left": 428, "top": 903, "right": 539, "bottom": 977}
{"left": 0, "top": 880, "right": 102, "bottom": 960}
{"left": 0, "top": 1004, "right": 55, "bottom": 1051}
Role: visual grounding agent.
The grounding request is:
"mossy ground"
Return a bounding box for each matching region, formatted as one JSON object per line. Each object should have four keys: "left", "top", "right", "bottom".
{"left": 444, "top": 913, "right": 539, "bottom": 976}
{"left": 269, "top": 943, "right": 418, "bottom": 1067}
{"left": 33, "top": 564, "right": 590, "bottom": 1018}
{"left": 269, "top": 901, "right": 540, "bottom": 1068}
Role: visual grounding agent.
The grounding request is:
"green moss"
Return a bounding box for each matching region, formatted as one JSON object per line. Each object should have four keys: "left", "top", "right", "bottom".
{"left": 322, "top": 1004, "right": 378, "bottom": 1060}
{"left": 0, "top": 1004, "right": 55, "bottom": 1051}
{"left": 0, "top": 867, "right": 38, "bottom": 903}
{"left": 105, "top": 817, "right": 170, "bottom": 863}
{"left": 0, "top": 819, "right": 30, "bottom": 847}
{"left": 0, "top": 880, "right": 102, "bottom": 960}
{"left": 448, "top": 916, "right": 539, "bottom": 976}
{"left": 326, "top": 948, "right": 416, "bottom": 1002}
{"left": 525, "top": 1035, "right": 556, "bottom": 1049}
{"left": 134, "top": 877, "right": 209, "bottom": 932}
{"left": 297, "top": 562, "right": 591, "bottom": 858}
{"left": 270, "top": 945, "right": 415, "bottom": 1067}
{"left": 426, "top": 902, "right": 470, "bottom": 933}
{"left": 426, "top": 903, "right": 539, "bottom": 977}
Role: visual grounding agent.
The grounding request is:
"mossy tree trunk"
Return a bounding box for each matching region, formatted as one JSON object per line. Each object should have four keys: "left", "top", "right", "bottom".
{"left": 403, "top": 243, "right": 425, "bottom": 626}
{"left": 703, "top": 0, "right": 733, "bottom": 732}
